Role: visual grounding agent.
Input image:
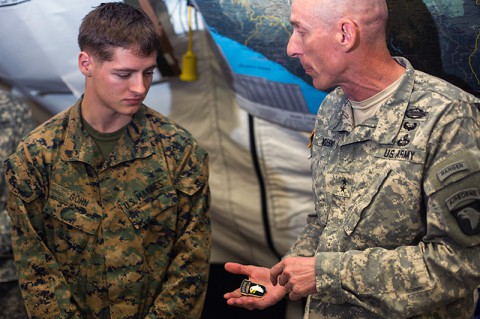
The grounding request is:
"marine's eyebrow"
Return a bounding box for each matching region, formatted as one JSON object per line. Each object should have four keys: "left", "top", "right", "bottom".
{"left": 113, "top": 64, "right": 157, "bottom": 73}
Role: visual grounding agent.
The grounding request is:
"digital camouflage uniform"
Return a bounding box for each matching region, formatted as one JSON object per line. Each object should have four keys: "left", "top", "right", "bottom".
{"left": 286, "top": 58, "right": 480, "bottom": 319}
{"left": 5, "top": 98, "right": 211, "bottom": 318}
{"left": 0, "top": 88, "right": 32, "bottom": 319}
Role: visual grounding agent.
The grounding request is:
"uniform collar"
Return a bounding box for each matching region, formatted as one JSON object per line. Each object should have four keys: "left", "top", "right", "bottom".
{"left": 331, "top": 57, "right": 415, "bottom": 145}
{"left": 62, "top": 97, "right": 153, "bottom": 170}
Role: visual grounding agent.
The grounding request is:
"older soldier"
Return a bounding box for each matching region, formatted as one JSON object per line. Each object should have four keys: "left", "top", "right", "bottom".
{"left": 224, "top": 0, "right": 480, "bottom": 318}
{"left": 0, "top": 87, "right": 33, "bottom": 319}
{"left": 4, "top": 3, "right": 211, "bottom": 318}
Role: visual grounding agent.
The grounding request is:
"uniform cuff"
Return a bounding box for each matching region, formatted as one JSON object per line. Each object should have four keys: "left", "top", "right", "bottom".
{"left": 315, "top": 251, "right": 344, "bottom": 304}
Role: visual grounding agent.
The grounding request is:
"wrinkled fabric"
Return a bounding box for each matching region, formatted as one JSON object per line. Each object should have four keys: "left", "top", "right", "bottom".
{"left": 5, "top": 98, "right": 211, "bottom": 319}
{"left": 286, "top": 58, "right": 480, "bottom": 319}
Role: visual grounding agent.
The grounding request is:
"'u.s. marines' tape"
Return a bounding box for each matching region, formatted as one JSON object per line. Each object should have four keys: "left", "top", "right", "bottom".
{"left": 240, "top": 279, "right": 267, "bottom": 297}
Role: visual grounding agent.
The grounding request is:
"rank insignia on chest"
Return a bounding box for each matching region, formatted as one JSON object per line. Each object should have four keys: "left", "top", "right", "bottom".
{"left": 332, "top": 176, "right": 352, "bottom": 198}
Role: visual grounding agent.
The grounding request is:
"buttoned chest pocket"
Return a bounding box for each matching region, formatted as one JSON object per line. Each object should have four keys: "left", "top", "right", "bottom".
{"left": 43, "top": 183, "right": 102, "bottom": 254}
{"left": 343, "top": 164, "right": 424, "bottom": 248}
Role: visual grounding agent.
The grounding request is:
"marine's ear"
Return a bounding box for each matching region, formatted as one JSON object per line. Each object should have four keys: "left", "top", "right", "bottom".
{"left": 78, "top": 51, "right": 93, "bottom": 77}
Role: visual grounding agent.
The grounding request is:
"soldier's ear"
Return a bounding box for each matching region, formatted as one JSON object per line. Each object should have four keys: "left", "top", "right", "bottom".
{"left": 336, "top": 19, "right": 358, "bottom": 52}
{"left": 78, "top": 51, "right": 93, "bottom": 77}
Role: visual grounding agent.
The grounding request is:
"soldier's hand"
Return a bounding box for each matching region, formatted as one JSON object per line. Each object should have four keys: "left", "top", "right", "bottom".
{"left": 223, "top": 262, "right": 286, "bottom": 310}
{"left": 270, "top": 257, "right": 316, "bottom": 301}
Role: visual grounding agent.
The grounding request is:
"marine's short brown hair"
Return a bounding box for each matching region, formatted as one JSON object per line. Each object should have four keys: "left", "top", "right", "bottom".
{"left": 78, "top": 2, "right": 161, "bottom": 62}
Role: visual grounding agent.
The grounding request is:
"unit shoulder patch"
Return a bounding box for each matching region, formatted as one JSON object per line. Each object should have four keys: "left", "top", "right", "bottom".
{"left": 446, "top": 188, "right": 480, "bottom": 236}
{"left": 451, "top": 201, "right": 480, "bottom": 235}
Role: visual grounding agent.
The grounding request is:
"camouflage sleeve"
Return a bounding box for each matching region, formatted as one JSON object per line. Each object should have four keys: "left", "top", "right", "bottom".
{"left": 146, "top": 143, "right": 211, "bottom": 319}
{"left": 1, "top": 92, "right": 34, "bottom": 254}
{"left": 1, "top": 92, "right": 34, "bottom": 281}
{"left": 284, "top": 213, "right": 323, "bottom": 258}
{"left": 314, "top": 110, "right": 480, "bottom": 317}
{"left": 5, "top": 151, "right": 83, "bottom": 318}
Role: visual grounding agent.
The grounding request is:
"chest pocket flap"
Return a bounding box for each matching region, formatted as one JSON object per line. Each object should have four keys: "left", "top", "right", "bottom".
{"left": 344, "top": 166, "right": 392, "bottom": 236}
{"left": 118, "top": 180, "right": 178, "bottom": 229}
{"left": 45, "top": 183, "right": 102, "bottom": 235}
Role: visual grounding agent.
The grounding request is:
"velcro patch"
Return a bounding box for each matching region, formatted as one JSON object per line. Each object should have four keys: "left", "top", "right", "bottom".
{"left": 446, "top": 188, "right": 480, "bottom": 211}
{"left": 375, "top": 148, "right": 423, "bottom": 163}
{"left": 451, "top": 201, "right": 480, "bottom": 235}
{"left": 437, "top": 160, "right": 469, "bottom": 182}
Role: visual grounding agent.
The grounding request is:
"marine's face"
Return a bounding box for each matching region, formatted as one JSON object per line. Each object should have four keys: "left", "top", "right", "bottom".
{"left": 287, "top": 0, "right": 342, "bottom": 91}
{"left": 87, "top": 47, "right": 157, "bottom": 117}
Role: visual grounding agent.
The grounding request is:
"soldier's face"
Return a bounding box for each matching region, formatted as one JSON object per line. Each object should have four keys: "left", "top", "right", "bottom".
{"left": 85, "top": 48, "right": 157, "bottom": 117}
{"left": 287, "top": 0, "right": 345, "bottom": 91}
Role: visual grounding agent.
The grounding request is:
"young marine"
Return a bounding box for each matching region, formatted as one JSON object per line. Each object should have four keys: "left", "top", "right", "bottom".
{"left": 5, "top": 3, "right": 211, "bottom": 318}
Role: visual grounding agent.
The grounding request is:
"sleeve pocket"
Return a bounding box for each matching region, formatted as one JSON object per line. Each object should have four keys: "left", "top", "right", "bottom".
{"left": 5, "top": 157, "right": 42, "bottom": 203}
{"left": 424, "top": 149, "right": 480, "bottom": 247}
{"left": 424, "top": 148, "right": 480, "bottom": 196}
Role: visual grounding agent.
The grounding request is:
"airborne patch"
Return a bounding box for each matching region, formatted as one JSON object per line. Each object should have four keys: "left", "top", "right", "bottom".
{"left": 446, "top": 188, "right": 480, "bottom": 211}
{"left": 240, "top": 279, "right": 267, "bottom": 298}
{"left": 451, "top": 201, "right": 480, "bottom": 235}
{"left": 447, "top": 189, "right": 480, "bottom": 235}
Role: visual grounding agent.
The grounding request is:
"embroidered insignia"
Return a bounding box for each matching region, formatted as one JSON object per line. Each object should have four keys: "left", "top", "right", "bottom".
{"left": 240, "top": 279, "right": 267, "bottom": 297}
{"left": 403, "top": 122, "right": 417, "bottom": 131}
{"left": 396, "top": 134, "right": 410, "bottom": 147}
{"left": 405, "top": 107, "right": 427, "bottom": 119}
{"left": 381, "top": 148, "right": 416, "bottom": 161}
{"left": 340, "top": 178, "right": 348, "bottom": 192}
{"left": 446, "top": 188, "right": 480, "bottom": 211}
{"left": 437, "top": 161, "right": 469, "bottom": 182}
{"left": 321, "top": 137, "right": 336, "bottom": 148}
{"left": 452, "top": 201, "right": 480, "bottom": 235}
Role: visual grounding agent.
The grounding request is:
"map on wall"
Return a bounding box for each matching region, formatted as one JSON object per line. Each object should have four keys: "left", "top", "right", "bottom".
{"left": 193, "top": 0, "right": 480, "bottom": 132}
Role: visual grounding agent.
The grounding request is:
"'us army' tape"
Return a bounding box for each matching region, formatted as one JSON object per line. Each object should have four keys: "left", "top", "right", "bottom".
{"left": 240, "top": 279, "right": 267, "bottom": 297}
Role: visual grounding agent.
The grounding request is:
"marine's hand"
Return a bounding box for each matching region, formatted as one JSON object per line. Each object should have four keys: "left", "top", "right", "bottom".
{"left": 223, "top": 262, "right": 286, "bottom": 310}
{"left": 270, "top": 257, "right": 316, "bottom": 301}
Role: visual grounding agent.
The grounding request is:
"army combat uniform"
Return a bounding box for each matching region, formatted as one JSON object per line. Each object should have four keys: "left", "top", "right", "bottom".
{"left": 5, "top": 99, "right": 211, "bottom": 318}
{"left": 286, "top": 58, "right": 480, "bottom": 318}
{"left": 0, "top": 89, "right": 32, "bottom": 319}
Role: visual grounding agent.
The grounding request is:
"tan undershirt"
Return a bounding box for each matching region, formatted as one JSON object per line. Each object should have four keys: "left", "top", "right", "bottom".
{"left": 350, "top": 75, "right": 404, "bottom": 126}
